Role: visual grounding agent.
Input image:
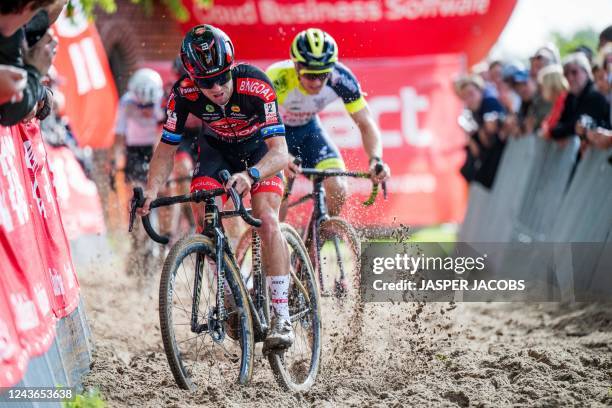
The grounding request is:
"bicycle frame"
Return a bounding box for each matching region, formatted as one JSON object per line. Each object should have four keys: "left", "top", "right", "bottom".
{"left": 195, "top": 198, "right": 270, "bottom": 342}
{"left": 284, "top": 167, "right": 385, "bottom": 294}
{"left": 302, "top": 177, "right": 330, "bottom": 292}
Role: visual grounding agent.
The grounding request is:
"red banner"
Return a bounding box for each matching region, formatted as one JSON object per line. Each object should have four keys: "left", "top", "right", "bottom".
{"left": 46, "top": 147, "right": 106, "bottom": 240}
{"left": 0, "top": 123, "right": 81, "bottom": 387}
{"left": 17, "top": 123, "right": 80, "bottom": 318}
{"left": 0, "top": 126, "right": 56, "bottom": 373}
{"left": 53, "top": 5, "right": 118, "bottom": 148}
{"left": 282, "top": 54, "right": 468, "bottom": 227}
{"left": 181, "top": 0, "right": 517, "bottom": 65}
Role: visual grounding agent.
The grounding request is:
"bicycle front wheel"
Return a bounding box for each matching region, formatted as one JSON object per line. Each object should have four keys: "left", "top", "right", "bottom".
{"left": 317, "top": 216, "right": 362, "bottom": 299}
{"left": 159, "top": 235, "right": 254, "bottom": 390}
{"left": 268, "top": 223, "right": 322, "bottom": 392}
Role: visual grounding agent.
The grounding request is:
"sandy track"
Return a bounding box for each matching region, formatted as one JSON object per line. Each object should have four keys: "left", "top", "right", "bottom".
{"left": 77, "top": 237, "right": 612, "bottom": 407}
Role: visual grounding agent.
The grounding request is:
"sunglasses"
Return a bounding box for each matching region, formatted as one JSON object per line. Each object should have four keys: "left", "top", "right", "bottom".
{"left": 193, "top": 70, "right": 232, "bottom": 89}
{"left": 301, "top": 72, "right": 331, "bottom": 81}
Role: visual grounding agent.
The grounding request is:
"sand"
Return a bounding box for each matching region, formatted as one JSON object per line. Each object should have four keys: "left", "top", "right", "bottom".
{"left": 77, "top": 235, "right": 612, "bottom": 407}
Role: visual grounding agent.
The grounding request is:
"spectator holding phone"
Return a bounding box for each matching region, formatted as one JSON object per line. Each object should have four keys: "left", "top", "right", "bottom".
{"left": 455, "top": 74, "right": 507, "bottom": 189}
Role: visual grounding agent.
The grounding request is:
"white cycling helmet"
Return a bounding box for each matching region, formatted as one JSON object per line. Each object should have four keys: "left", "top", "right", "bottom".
{"left": 128, "top": 68, "right": 164, "bottom": 106}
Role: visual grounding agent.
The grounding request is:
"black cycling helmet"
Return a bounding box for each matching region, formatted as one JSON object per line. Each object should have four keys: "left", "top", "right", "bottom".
{"left": 290, "top": 28, "right": 338, "bottom": 74}
{"left": 180, "top": 24, "right": 235, "bottom": 88}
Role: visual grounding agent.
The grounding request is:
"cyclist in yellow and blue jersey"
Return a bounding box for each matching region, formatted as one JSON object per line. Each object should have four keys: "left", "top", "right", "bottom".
{"left": 266, "top": 28, "right": 390, "bottom": 216}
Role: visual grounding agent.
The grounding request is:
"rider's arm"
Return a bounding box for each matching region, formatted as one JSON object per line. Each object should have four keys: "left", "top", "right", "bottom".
{"left": 137, "top": 85, "right": 189, "bottom": 215}
{"left": 350, "top": 106, "right": 390, "bottom": 181}
{"left": 144, "top": 142, "right": 178, "bottom": 199}
{"left": 257, "top": 134, "right": 289, "bottom": 178}
{"left": 350, "top": 106, "right": 383, "bottom": 163}
{"left": 332, "top": 62, "right": 389, "bottom": 180}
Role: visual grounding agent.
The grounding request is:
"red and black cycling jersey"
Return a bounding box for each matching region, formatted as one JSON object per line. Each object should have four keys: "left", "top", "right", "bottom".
{"left": 161, "top": 63, "right": 285, "bottom": 158}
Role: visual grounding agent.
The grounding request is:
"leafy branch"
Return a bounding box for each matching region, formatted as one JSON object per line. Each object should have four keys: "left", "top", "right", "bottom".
{"left": 70, "top": 0, "right": 213, "bottom": 22}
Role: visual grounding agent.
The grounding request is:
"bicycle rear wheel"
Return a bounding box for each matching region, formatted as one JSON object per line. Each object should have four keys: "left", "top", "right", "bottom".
{"left": 159, "top": 235, "right": 254, "bottom": 390}
{"left": 268, "top": 223, "right": 321, "bottom": 392}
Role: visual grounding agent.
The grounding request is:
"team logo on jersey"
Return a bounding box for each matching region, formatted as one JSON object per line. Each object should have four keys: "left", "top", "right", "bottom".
{"left": 180, "top": 78, "right": 195, "bottom": 87}
{"left": 206, "top": 104, "right": 215, "bottom": 112}
{"left": 167, "top": 94, "right": 176, "bottom": 111}
{"left": 179, "top": 78, "right": 199, "bottom": 101}
{"left": 231, "top": 105, "right": 240, "bottom": 113}
{"left": 208, "top": 118, "right": 260, "bottom": 140}
{"left": 237, "top": 78, "right": 276, "bottom": 102}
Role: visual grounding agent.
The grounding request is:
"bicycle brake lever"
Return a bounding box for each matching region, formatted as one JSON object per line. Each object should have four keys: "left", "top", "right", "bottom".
{"left": 374, "top": 162, "right": 388, "bottom": 200}
{"left": 129, "top": 187, "right": 144, "bottom": 232}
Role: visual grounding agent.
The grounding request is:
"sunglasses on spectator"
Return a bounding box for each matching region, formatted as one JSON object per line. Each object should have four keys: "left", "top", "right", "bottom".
{"left": 193, "top": 70, "right": 232, "bottom": 89}
{"left": 564, "top": 68, "right": 582, "bottom": 77}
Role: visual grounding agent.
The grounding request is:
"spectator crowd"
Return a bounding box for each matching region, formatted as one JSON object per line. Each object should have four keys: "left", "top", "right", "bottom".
{"left": 0, "top": 0, "right": 92, "bottom": 173}
{"left": 455, "top": 26, "right": 612, "bottom": 189}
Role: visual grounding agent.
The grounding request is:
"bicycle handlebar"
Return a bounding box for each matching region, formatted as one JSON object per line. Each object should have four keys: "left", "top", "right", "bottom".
{"left": 129, "top": 171, "right": 262, "bottom": 245}
{"left": 289, "top": 161, "right": 387, "bottom": 206}
{"left": 219, "top": 170, "right": 262, "bottom": 228}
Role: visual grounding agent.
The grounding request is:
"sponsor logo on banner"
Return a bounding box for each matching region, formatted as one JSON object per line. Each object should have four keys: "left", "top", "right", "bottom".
{"left": 0, "top": 135, "right": 29, "bottom": 230}
{"left": 237, "top": 78, "right": 275, "bottom": 102}
{"left": 50, "top": 268, "right": 66, "bottom": 296}
{"left": 10, "top": 293, "right": 39, "bottom": 331}
{"left": 190, "top": 0, "right": 492, "bottom": 25}
{"left": 0, "top": 319, "right": 16, "bottom": 360}
{"left": 34, "top": 284, "right": 51, "bottom": 315}
{"left": 65, "top": 262, "right": 76, "bottom": 289}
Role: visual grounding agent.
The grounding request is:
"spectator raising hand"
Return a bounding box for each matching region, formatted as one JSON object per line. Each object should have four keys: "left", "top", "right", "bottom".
{"left": 0, "top": 65, "right": 27, "bottom": 104}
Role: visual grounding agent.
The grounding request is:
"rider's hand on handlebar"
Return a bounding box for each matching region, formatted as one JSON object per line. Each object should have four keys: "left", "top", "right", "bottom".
{"left": 136, "top": 190, "right": 156, "bottom": 216}
{"left": 225, "top": 171, "right": 252, "bottom": 195}
{"left": 287, "top": 155, "right": 302, "bottom": 176}
{"left": 369, "top": 159, "right": 390, "bottom": 183}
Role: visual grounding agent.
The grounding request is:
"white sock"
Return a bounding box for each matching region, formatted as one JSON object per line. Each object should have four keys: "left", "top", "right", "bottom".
{"left": 267, "top": 275, "right": 290, "bottom": 320}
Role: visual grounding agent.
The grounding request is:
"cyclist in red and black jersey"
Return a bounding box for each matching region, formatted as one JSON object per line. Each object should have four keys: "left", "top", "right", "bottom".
{"left": 138, "top": 25, "right": 294, "bottom": 350}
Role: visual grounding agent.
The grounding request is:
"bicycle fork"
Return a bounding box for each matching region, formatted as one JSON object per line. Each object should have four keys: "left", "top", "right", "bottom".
{"left": 190, "top": 202, "right": 228, "bottom": 338}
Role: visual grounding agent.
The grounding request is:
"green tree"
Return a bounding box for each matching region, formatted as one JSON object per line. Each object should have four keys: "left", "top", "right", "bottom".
{"left": 551, "top": 28, "right": 598, "bottom": 59}
{"left": 70, "top": 0, "right": 212, "bottom": 22}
